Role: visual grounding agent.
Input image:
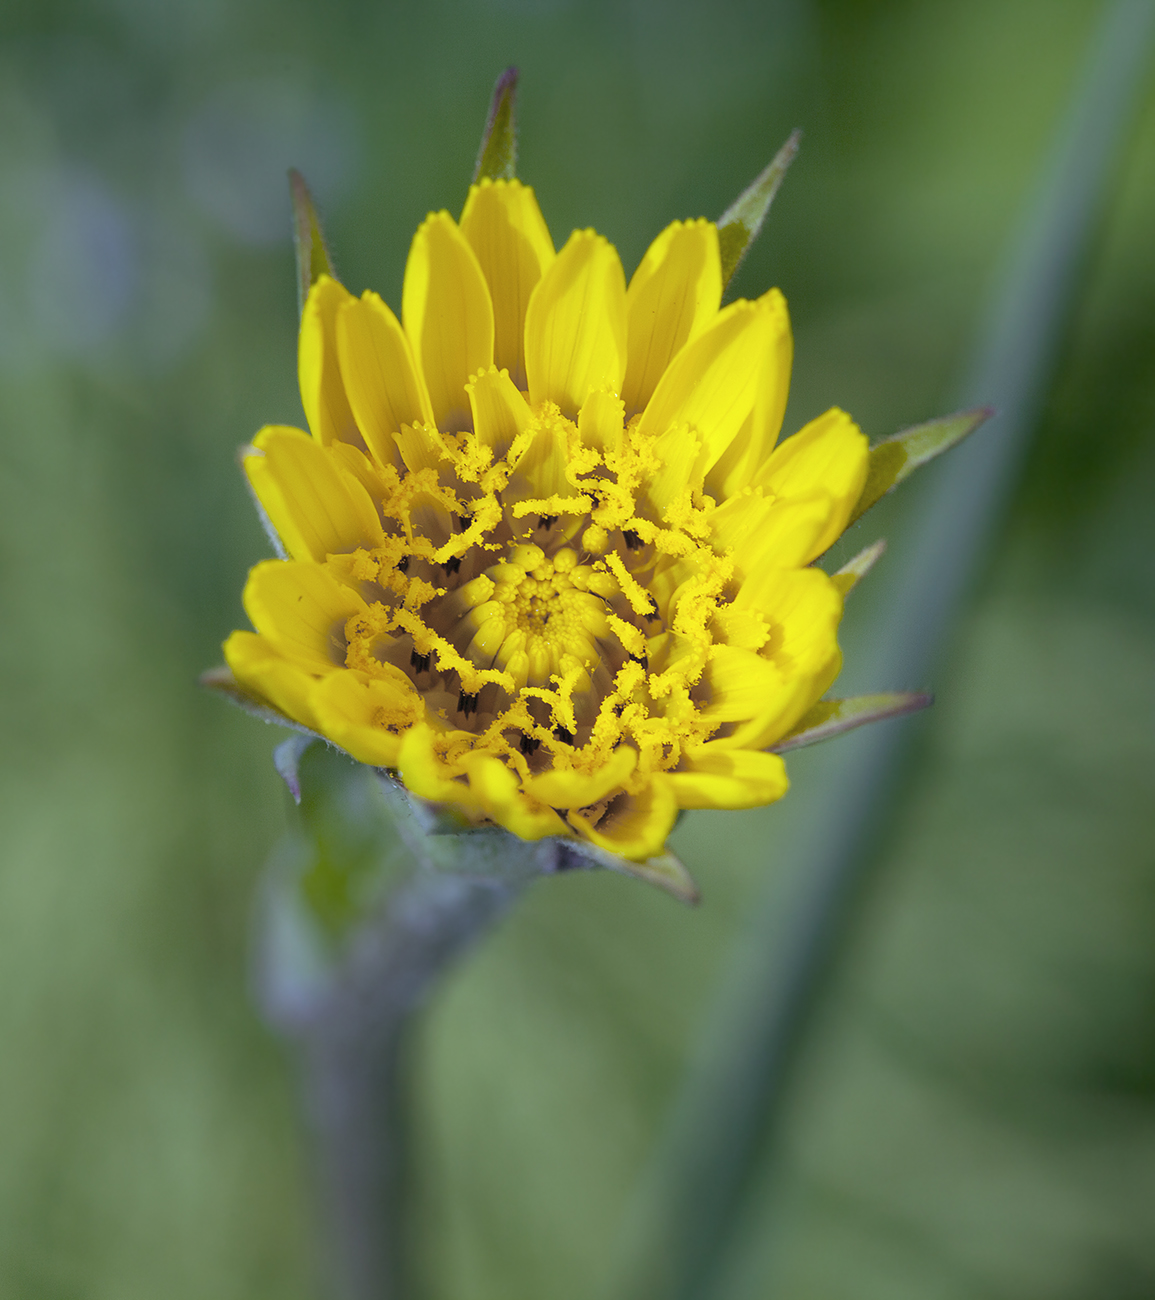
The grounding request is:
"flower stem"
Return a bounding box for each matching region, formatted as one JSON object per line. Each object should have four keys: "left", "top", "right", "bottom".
{"left": 254, "top": 749, "right": 544, "bottom": 1300}
{"left": 288, "top": 871, "right": 522, "bottom": 1300}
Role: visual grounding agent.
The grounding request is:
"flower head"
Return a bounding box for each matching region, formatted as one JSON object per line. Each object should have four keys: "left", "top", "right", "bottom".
{"left": 216, "top": 76, "right": 976, "bottom": 870}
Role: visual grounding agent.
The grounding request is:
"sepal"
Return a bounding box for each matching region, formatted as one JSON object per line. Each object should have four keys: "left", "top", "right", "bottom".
{"left": 831, "top": 538, "right": 886, "bottom": 597}
{"left": 474, "top": 66, "right": 518, "bottom": 182}
{"left": 717, "top": 130, "right": 800, "bottom": 290}
{"left": 273, "top": 733, "right": 315, "bottom": 804}
{"left": 289, "top": 168, "right": 335, "bottom": 317}
{"left": 556, "top": 838, "right": 700, "bottom": 905}
{"left": 770, "top": 691, "right": 933, "bottom": 754}
{"left": 850, "top": 407, "right": 994, "bottom": 523}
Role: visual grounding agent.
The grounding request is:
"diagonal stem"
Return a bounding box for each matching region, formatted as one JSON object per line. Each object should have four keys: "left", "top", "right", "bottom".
{"left": 609, "top": 3, "right": 1155, "bottom": 1298}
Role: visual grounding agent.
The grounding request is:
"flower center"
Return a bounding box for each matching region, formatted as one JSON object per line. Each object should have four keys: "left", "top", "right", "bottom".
{"left": 336, "top": 398, "right": 734, "bottom": 780}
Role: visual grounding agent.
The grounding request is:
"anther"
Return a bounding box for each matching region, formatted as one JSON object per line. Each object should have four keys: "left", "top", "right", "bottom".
{"left": 443, "top": 555, "right": 462, "bottom": 575}
{"left": 622, "top": 529, "right": 641, "bottom": 549}
{"left": 645, "top": 597, "right": 659, "bottom": 620}
{"left": 629, "top": 652, "right": 650, "bottom": 670}
{"left": 519, "top": 733, "right": 540, "bottom": 755}
{"left": 397, "top": 555, "right": 409, "bottom": 573}
{"left": 553, "top": 726, "right": 574, "bottom": 745}
{"left": 458, "top": 691, "right": 479, "bottom": 717}
{"left": 537, "top": 515, "right": 557, "bottom": 531}
{"left": 456, "top": 514, "right": 472, "bottom": 530}
{"left": 410, "top": 649, "right": 431, "bottom": 673}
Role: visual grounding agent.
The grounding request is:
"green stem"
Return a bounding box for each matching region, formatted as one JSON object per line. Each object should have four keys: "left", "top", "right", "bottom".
{"left": 255, "top": 751, "right": 551, "bottom": 1300}
{"left": 610, "top": 3, "right": 1155, "bottom": 1298}
{"left": 290, "top": 870, "right": 524, "bottom": 1300}
{"left": 301, "top": 871, "right": 524, "bottom": 1300}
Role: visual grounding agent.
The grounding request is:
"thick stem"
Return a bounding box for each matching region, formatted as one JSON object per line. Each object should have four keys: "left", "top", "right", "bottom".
{"left": 610, "top": 4, "right": 1155, "bottom": 1297}
{"left": 264, "top": 864, "right": 526, "bottom": 1300}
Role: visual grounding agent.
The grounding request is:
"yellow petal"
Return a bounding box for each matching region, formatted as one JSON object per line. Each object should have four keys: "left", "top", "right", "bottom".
{"left": 733, "top": 566, "right": 842, "bottom": 657}
{"left": 622, "top": 219, "right": 722, "bottom": 416}
{"left": 460, "top": 179, "right": 555, "bottom": 390}
{"left": 460, "top": 751, "right": 568, "bottom": 839}
{"left": 245, "top": 425, "right": 384, "bottom": 562}
{"left": 569, "top": 775, "right": 678, "bottom": 863}
{"left": 397, "top": 722, "right": 483, "bottom": 810}
{"left": 299, "top": 275, "right": 359, "bottom": 447}
{"left": 709, "top": 488, "right": 832, "bottom": 574}
{"left": 467, "top": 365, "right": 532, "bottom": 458}
{"left": 704, "top": 291, "right": 793, "bottom": 501}
{"left": 668, "top": 746, "right": 788, "bottom": 809}
{"left": 402, "top": 212, "right": 494, "bottom": 433}
{"left": 754, "top": 407, "right": 869, "bottom": 556}
{"left": 736, "top": 568, "right": 842, "bottom": 692}
{"left": 577, "top": 388, "right": 625, "bottom": 453}
{"left": 523, "top": 744, "right": 637, "bottom": 809}
{"left": 640, "top": 290, "right": 790, "bottom": 505}
{"left": 524, "top": 229, "right": 626, "bottom": 417}
{"left": 717, "top": 569, "right": 844, "bottom": 749}
{"left": 309, "top": 668, "right": 423, "bottom": 768}
{"left": 242, "top": 559, "right": 367, "bottom": 673}
{"left": 223, "top": 630, "right": 319, "bottom": 729}
{"left": 725, "top": 673, "right": 833, "bottom": 753}
{"left": 699, "top": 644, "right": 786, "bottom": 723}
{"left": 336, "top": 291, "right": 434, "bottom": 469}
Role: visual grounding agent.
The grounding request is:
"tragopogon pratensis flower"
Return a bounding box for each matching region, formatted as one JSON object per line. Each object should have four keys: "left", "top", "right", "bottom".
{"left": 214, "top": 73, "right": 985, "bottom": 874}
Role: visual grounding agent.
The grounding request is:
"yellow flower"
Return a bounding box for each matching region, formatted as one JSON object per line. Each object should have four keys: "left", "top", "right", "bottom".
{"left": 222, "top": 179, "right": 866, "bottom": 865}
{"left": 216, "top": 89, "right": 979, "bottom": 870}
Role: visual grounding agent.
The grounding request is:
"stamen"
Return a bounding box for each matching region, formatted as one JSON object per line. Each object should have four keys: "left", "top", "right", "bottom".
{"left": 458, "top": 690, "right": 479, "bottom": 716}
{"left": 519, "top": 733, "right": 540, "bottom": 755}
{"left": 553, "top": 726, "right": 574, "bottom": 745}
{"left": 622, "top": 528, "right": 642, "bottom": 549}
{"left": 410, "top": 649, "right": 431, "bottom": 673}
{"left": 443, "top": 555, "right": 462, "bottom": 575}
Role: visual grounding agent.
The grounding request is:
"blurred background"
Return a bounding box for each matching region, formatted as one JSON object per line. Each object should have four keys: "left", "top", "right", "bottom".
{"left": 1, "top": 0, "right": 1153, "bottom": 1297}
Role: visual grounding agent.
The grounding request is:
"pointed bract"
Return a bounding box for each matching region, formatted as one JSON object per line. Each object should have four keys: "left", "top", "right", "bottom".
{"left": 474, "top": 67, "right": 519, "bottom": 183}
{"left": 274, "top": 733, "right": 317, "bottom": 804}
{"left": 770, "top": 691, "right": 933, "bottom": 754}
{"left": 832, "top": 538, "right": 886, "bottom": 597}
{"left": 851, "top": 406, "right": 994, "bottom": 523}
{"left": 559, "top": 839, "right": 701, "bottom": 905}
{"left": 290, "top": 169, "right": 335, "bottom": 318}
{"left": 717, "top": 130, "right": 801, "bottom": 290}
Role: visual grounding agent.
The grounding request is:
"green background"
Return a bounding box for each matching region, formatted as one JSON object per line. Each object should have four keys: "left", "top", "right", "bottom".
{"left": 1, "top": 0, "right": 1153, "bottom": 1296}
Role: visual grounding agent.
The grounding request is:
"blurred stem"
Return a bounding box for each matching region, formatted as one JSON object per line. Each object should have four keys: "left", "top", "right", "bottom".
{"left": 609, "top": 4, "right": 1155, "bottom": 1300}
{"left": 261, "top": 836, "right": 529, "bottom": 1300}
